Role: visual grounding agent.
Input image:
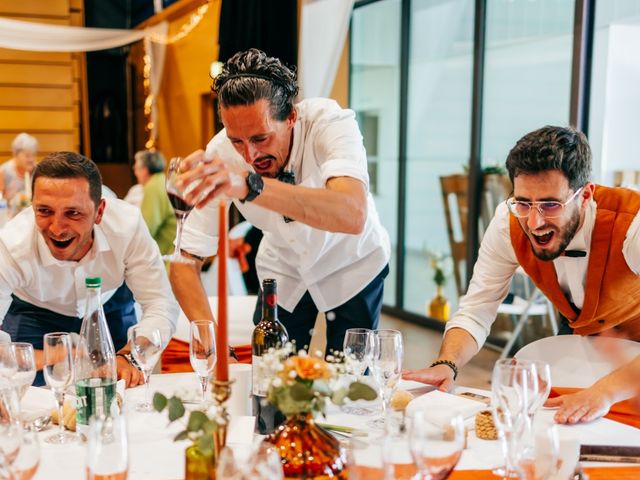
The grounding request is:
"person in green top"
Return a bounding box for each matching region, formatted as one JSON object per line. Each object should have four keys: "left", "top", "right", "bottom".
{"left": 133, "top": 150, "right": 176, "bottom": 255}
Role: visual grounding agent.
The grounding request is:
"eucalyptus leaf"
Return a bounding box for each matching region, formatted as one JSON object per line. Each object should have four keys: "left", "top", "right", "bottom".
{"left": 290, "top": 382, "right": 314, "bottom": 401}
{"left": 174, "top": 430, "right": 189, "bottom": 441}
{"left": 347, "top": 382, "right": 377, "bottom": 401}
{"left": 196, "top": 434, "right": 214, "bottom": 456}
{"left": 153, "top": 392, "right": 168, "bottom": 412}
{"left": 168, "top": 396, "right": 186, "bottom": 422}
{"left": 187, "top": 411, "right": 208, "bottom": 432}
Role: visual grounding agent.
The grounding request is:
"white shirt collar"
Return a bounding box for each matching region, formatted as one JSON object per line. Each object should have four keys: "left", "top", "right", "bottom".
{"left": 564, "top": 198, "right": 595, "bottom": 252}
{"left": 36, "top": 224, "right": 112, "bottom": 267}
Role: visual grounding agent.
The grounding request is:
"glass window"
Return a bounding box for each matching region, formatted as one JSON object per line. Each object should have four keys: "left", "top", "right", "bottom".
{"left": 350, "top": 0, "right": 402, "bottom": 306}
{"left": 403, "top": 0, "right": 475, "bottom": 315}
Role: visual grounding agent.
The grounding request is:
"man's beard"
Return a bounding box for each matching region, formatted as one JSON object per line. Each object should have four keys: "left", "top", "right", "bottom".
{"left": 531, "top": 209, "right": 581, "bottom": 261}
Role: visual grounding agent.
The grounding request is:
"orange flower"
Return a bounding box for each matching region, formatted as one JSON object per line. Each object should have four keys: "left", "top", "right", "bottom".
{"left": 281, "top": 356, "right": 331, "bottom": 381}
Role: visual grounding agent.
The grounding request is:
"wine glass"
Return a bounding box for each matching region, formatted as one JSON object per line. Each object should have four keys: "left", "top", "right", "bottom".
{"left": 163, "top": 157, "right": 195, "bottom": 263}
{"left": 382, "top": 413, "right": 418, "bottom": 480}
{"left": 86, "top": 414, "right": 129, "bottom": 480}
{"left": 0, "top": 385, "right": 23, "bottom": 477}
{"left": 516, "top": 423, "right": 560, "bottom": 480}
{"left": 216, "top": 442, "right": 283, "bottom": 480}
{"left": 129, "top": 325, "right": 163, "bottom": 412}
{"left": 11, "top": 343, "right": 36, "bottom": 401}
{"left": 189, "top": 320, "right": 217, "bottom": 404}
{"left": 0, "top": 343, "right": 17, "bottom": 386}
{"left": 409, "top": 411, "right": 465, "bottom": 480}
{"left": 491, "top": 359, "right": 536, "bottom": 478}
{"left": 342, "top": 328, "right": 374, "bottom": 415}
{"left": 13, "top": 426, "right": 40, "bottom": 480}
{"left": 368, "top": 329, "right": 403, "bottom": 429}
{"left": 42, "top": 332, "right": 76, "bottom": 444}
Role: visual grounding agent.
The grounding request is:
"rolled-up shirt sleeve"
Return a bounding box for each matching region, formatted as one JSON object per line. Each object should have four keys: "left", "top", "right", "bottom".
{"left": 123, "top": 213, "right": 179, "bottom": 335}
{"left": 445, "top": 203, "right": 519, "bottom": 350}
{"left": 623, "top": 209, "right": 640, "bottom": 275}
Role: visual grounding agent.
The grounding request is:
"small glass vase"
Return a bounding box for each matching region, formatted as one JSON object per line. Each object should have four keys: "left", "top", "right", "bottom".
{"left": 265, "top": 413, "right": 348, "bottom": 479}
{"left": 429, "top": 285, "right": 450, "bottom": 321}
{"left": 185, "top": 444, "right": 216, "bottom": 480}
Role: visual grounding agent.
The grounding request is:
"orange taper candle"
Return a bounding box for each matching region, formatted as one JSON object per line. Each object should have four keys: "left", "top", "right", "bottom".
{"left": 216, "top": 200, "right": 229, "bottom": 381}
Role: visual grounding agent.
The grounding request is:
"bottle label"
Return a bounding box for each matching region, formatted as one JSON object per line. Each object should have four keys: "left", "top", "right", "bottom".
{"left": 75, "top": 378, "right": 116, "bottom": 426}
{"left": 252, "top": 355, "right": 269, "bottom": 397}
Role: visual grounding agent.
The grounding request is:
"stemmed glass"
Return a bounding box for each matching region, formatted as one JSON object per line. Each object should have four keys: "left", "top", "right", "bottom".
{"left": 516, "top": 423, "right": 560, "bottom": 480}
{"left": 491, "top": 359, "right": 537, "bottom": 478}
{"left": 342, "top": 328, "right": 374, "bottom": 415}
{"left": 11, "top": 343, "right": 36, "bottom": 401}
{"left": 0, "top": 343, "right": 17, "bottom": 386}
{"left": 409, "top": 411, "right": 465, "bottom": 480}
{"left": 189, "top": 320, "right": 217, "bottom": 404}
{"left": 42, "top": 332, "right": 76, "bottom": 444}
{"left": 129, "top": 325, "right": 163, "bottom": 412}
{"left": 216, "top": 442, "right": 283, "bottom": 480}
{"left": 86, "top": 415, "right": 129, "bottom": 480}
{"left": 13, "top": 426, "right": 40, "bottom": 480}
{"left": 163, "top": 157, "right": 195, "bottom": 263}
{"left": 368, "top": 329, "right": 403, "bottom": 429}
{"left": 0, "top": 385, "right": 23, "bottom": 478}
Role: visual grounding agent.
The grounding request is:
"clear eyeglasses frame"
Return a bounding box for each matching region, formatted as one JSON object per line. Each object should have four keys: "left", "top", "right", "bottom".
{"left": 506, "top": 186, "right": 584, "bottom": 219}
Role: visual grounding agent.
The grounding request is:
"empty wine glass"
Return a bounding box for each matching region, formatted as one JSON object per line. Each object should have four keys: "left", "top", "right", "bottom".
{"left": 42, "top": 332, "right": 76, "bottom": 444}
{"left": 383, "top": 413, "right": 418, "bottom": 480}
{"left": 342, "top": 328, "right": 374, "bottom": 415}
{"left": 189, "top": 320, "right": 217, "bottom": 404}
{"left": 13, "top": 426, "right": 40, "bottom": 480}
{"left": 368, "top": 329, "right": 403, "bottom": 429}
{"left": 129, "top": 325, "right": 163, "bottom": 412}
{"left": 86, "top": 414, "right": 129, "bottom": 480}
{"left": 11, "top": 343, "right": 36, "bottom": 401}
{"left": 0, "top": 385, "right": 23, "bottom": 477}
{"left": 0, "top": 343, "right": 17, "bottom": 386}
{"left": 409, "top": 411, "right": 465, "bottom": 480}
{"left": 163, "top": 157, "right": 196, "bottom": 264}
{"left": 216, "top": 442, "right": 283, "bottom": 480}
{"left": 516, "top": 423, "right": 560, "bottom": 480}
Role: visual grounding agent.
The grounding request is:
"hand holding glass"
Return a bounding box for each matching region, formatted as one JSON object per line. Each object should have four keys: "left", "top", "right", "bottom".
{"left": 189, "top": 320, "right": 217, "bottom": 403}
{"left": 129, "top": 326, "right": 163, "bottom": 412}
{"left": 164, "top": 157, "right": 196, "bottom": 263}
{"left": 42, "top": 332, "right": 76, "bottom": 444}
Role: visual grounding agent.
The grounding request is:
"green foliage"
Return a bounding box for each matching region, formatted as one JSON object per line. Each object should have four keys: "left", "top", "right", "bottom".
{"left": 153, "top": 392, "right": 218, "bottom": 456}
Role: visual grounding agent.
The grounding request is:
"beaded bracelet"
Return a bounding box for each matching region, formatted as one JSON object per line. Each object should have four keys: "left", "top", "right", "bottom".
{"left": 430, "top": 359, "right": 458, "bottom": 380}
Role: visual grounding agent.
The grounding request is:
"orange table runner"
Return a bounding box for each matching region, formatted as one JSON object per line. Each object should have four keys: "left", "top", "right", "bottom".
{"left": 161, "top": 338, "right": 251, "bottom": 373}
{"left": 550, "top": 387, "right": 640, "bottom": 429}
{"left": 353, "top": 465, "right": 640, "bottom": 479}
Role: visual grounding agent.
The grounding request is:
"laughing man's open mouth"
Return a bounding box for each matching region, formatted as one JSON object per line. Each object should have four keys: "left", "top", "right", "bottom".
{"left": 531, "top": 229, "right": 554, "bottom": 246}
{"left": 50, "top": 237, "right": 74, "bottom": 249}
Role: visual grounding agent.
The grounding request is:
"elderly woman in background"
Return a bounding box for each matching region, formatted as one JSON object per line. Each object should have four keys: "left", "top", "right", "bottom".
{"left": 0, "top": 133, "right": 38, "bottom": 207}
{"left": 133, "top": 149, "right": 176, "bottom": 256}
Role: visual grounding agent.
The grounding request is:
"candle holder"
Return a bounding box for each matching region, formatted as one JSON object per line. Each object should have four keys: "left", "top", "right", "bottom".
{"left": 210, "top": 378, "right": 234, "bottom": 461}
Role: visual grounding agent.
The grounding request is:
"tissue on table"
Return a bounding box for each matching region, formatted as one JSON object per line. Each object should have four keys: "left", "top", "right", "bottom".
{"left": 405, "top": 389, "right": 485, "bottom": 426}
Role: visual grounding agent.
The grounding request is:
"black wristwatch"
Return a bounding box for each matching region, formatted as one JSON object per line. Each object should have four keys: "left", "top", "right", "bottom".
{"left": 240, "top": 172, "right": 264, "bottom": 203}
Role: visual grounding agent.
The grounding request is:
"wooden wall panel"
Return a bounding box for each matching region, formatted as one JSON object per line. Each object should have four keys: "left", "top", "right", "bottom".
{"left": 0, "top": 0, "right": 68, "bottom": 18}
{"left": 0, "top": 64, "right": 73, "bottom": 86}
{"left": 0, "top": 109, "right": 74, "bottom": 130}
{"left": 0, "top": 49, "right": 71, "bottom": 64}
{"left": 0, "top": 132, "right": 75, "bottom": 157}
{"left": 0, "top": 86, "right": 73, "bottom": 108}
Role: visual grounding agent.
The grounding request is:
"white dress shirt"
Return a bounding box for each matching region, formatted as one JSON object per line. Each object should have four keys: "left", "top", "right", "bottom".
{"left": 181, "top": 98, "right": 391, "bottom": 313}
{"left": 0, "top": 198, "right": 179, "bottom": 334}
{"left": 446, "top": 197, "right": 640, "bottom": 351}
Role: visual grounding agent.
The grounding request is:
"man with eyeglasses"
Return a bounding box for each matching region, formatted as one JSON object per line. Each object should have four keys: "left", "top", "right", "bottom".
{"left": 405, "top": 125, "right": 640, "bottom": 423}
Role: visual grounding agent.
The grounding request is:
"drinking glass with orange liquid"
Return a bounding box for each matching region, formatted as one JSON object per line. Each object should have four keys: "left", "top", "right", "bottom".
{"left": 86, "top": 415, "right": 129, "bottom": 480}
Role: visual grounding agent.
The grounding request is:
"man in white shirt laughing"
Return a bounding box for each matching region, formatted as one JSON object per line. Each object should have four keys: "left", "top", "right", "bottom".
{"left": 0, "top": 151, "right": 178, "bottom": 386}
{"left": 170, "top": 49, "right": 390, "bottom": 354}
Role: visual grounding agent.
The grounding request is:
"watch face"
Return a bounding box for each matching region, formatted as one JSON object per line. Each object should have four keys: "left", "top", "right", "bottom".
{"left": 248, "top": 173, "right": 264, "bottom": 193}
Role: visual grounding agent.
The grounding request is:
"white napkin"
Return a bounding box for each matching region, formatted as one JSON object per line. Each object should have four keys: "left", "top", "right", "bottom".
{"left": 405, "top": 389, "right": 485, "bottom": 427}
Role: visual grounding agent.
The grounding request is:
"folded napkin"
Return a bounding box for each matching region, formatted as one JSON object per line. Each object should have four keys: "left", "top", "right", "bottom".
{"left": 405, "top": 389, "right": 485, "bottom": 426}
{"left": 549, "top": 387, "right": 640, "bottom": 429}
{"left": 161, "top": 338, "right": 252, "bottom": 374}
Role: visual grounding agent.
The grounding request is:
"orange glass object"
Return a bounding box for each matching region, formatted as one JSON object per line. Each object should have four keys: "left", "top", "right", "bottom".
{"left": 429, "top": 286, "right": 450, "bottom": 321}
{"left": 266, "top": 414, "right": 348, "bottom": 479}
{"left": 184, "top": 444, "right": 215, "bottom": 480}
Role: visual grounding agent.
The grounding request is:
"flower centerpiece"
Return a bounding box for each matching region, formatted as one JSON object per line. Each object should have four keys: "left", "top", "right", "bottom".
{"left": 426, "top": 248, "right": 452, "bottom": 321}
{"left": 258, "top": 343, "right": 377, "bottom": 479}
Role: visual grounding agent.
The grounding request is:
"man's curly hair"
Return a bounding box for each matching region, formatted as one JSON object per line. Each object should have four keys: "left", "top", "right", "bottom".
{"left": 213, "top": 49, "right": 298, "bottom": 121}
{"left": 506, "top": 125, "right": 591, "bottom": 191}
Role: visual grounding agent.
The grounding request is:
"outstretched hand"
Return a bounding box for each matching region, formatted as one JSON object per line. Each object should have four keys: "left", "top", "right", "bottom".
{"left": 545, "top": 388, "right": 613, "bottom": 424}
{"left": 402, "top": 364, "right": 455, "bottom": 392}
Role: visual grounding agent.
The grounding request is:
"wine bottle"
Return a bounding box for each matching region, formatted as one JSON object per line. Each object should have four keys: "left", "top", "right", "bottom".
{"left": 75, "top": 277, "right": 118, "bottom": 435}
{"left": 252, "top": 278, "right": 288, "bottom": 434}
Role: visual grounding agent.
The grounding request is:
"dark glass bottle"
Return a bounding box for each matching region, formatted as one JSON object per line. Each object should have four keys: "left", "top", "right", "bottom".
{"left": 252, "top": 279, "right": 288, "bottom": 434}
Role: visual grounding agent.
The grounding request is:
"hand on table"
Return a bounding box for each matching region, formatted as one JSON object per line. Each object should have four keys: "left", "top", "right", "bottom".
{"left": 116, "top": 356, "right": 145, "bottom": 388}
{"left": 545, "top": 387, "right": 612, "bottom": 424}
{"left": 402, "top": 364, "right": 455, "bottom": 392}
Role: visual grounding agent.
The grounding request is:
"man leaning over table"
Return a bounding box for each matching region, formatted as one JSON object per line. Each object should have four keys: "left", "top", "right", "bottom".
{"left": 0, "top": 151, "right": 179, "bottom": 387}
{"left": 404, "top": 125, "right": 640, "bottom": 424}
{"left": 168, "top": 48, "right": 390, "bottom": 355}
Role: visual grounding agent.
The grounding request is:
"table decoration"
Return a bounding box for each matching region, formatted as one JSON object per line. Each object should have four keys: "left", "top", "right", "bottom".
{"left": 259, "top": 344, "right": 377, "bottom": 479}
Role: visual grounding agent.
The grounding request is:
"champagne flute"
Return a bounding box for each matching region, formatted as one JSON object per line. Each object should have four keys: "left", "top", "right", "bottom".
{"left": 86, "top": 415, "right": 129, "bottom": 480}
{"left": 129, "top": 325, "right": 163, "bottom": 412}
{"left": 189, "top": 320, "right": 217, "bottom": 404}
{"left": 0, "top": 343, "right": 17, "bottom": 386}
{"left": 42, "top": 332, "right": 76, "bottom": 444}
{"left": 0, "top": 385, "right": 23, "bottom": 477}
{"left": 11, "top": 343, "right": 36, "bottom": 401}
{"left": 342, "top": 328, "right": 374, "bottom": 415}
{"left": 368, "top": 329, "right": 403, "bottom": 429}
{"left": 163, "top": 157, "right": 195, "bottom": 264}
{"left": 409, "top": 411, "right": 465, "bottom": 480}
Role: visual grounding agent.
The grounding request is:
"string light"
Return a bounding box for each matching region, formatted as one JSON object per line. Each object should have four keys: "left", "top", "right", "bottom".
{"left": 143, "top": 1, "right": 211, "bottom": 148}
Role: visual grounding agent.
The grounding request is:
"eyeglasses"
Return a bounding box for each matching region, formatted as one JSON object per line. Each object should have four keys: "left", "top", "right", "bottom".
{"left": 506, "top": 187, "right": 583, "bottom": 219}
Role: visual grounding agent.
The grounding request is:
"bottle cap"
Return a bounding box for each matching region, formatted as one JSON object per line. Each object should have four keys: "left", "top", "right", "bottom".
{"left": 85, "top": 277, "right": 101, "bottom": 288}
